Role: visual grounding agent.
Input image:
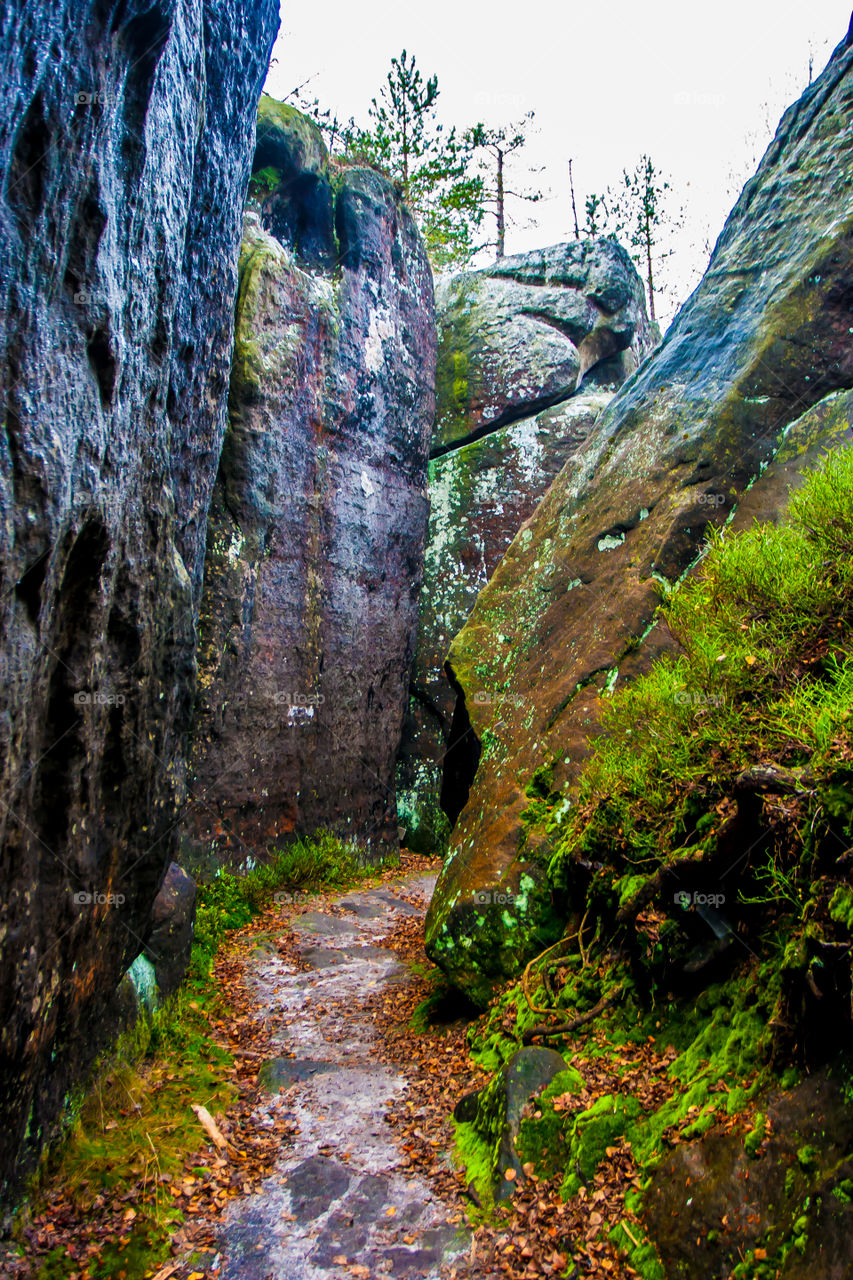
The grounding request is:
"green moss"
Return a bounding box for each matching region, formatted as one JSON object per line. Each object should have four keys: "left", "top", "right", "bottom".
{"left": 829, "top": 884, "right": 853, "bottom": 932}
{"left": 255, "top": 94, "right": 328, "bottom": 164}
{"left": 18, "top": 985, "right": 235, "bottom": 1279}
{"left": 560, "top": 1095, "right": 643, "bottom": 1198}
{"left": 406, "top": 970, "right": 453, "bottom": 1033}
{"left": 247, "top": 163, "right": 281, "bottom": 202}
{"left": 434, "top": 278, "right": 479, "bottom": 445}
{"left": 744, "top": 1111, "right": 767, "bottom": 1158}
{"left": 797, "top": 1144, "right": 819, "bottom": 1172}
{"left": 513, "top": 1068, "right": 583, "bottom": 1178}
{"left": 453, "top": 1119, "right": 496, "bottom": 1214}
{"left": 608, "top": 1220, "right": 666, "bottom": 1280}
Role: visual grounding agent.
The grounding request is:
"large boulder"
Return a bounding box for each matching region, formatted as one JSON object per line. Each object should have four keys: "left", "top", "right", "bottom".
{"left": 184, "top": 106, "right": 436, "bottom": 861}
{"left": 0, "top": 0, "right": 279, "bottom": 1199}
{"left": 425, "top": 28, "right": 853, "bottom": 1001}
{"left": 144, "top": 862, "right": 197, "bottom": 998}
{"left": 432, "top": 240, "right": 653, "bottom": 453}
{"left": 397, "top": 243, "right": 654, "bottom": 853}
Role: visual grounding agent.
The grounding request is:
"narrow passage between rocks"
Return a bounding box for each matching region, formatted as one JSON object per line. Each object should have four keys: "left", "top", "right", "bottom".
{"left": 214, "top": 873, "right": 473, "bottom": 1280}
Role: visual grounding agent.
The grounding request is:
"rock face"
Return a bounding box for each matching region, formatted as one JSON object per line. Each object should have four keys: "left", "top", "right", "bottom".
{"left": 455, "top": 1047, "right": 573, "bottom": 1201}
{"left": 425, "top": 30, "right": 853, "bottom": 1001}
{"left": 0, "top": 0, "right": 278, "bottom": 1199}
{"left": 144, "top": 862, "right": 197, "bottom": 998}
{"left": 184, "top": 105, "right": 436, "bottom": 861}
{"left": 397, "top": 243, "right": 653, "bottom": 853}
{"left": 644, "top": 1067, "right": 853, "bottom": 1279}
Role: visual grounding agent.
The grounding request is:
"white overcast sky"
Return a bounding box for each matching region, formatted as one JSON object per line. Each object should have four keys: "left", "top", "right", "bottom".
{"left": 265, "top": 1, "right": 851, "bottom": 328}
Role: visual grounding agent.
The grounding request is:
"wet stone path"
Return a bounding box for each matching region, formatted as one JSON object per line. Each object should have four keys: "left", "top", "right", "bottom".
{"left": 217, "top": 876, "right": 468, "bottom": 1279}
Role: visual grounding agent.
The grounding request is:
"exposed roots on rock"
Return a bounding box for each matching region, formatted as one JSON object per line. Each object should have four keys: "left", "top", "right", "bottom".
{"left": 522, "top": 983, "right": 625, "bottom": 1046}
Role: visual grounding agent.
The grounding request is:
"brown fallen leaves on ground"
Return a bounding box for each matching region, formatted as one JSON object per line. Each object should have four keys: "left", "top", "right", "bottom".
{"left": 361, "top": 910, "right": 687, "bottom": 1280}
{"left": 6, "top": 900, "right": 311, "bottom": 1280}
{"left": 9, "top": 852, "right": 685, "bottom": 1280}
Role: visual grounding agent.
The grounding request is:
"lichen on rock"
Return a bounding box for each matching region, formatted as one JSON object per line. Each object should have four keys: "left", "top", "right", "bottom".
{"left": 185, "top": 102, "right": 437, "bottom": 863}
{"left": 425, "top": 29, "right": 853, "bottom": 1002}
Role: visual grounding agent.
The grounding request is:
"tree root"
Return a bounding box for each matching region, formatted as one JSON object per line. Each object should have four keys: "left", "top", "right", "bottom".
{"left": 521, "top": 913, "right": 590, "bottom": 1018}
{"left": 522, "top": 984, "right": 624, "bottom": 1045}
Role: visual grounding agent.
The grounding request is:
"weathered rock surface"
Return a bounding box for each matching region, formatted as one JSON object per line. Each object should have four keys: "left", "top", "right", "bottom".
{"left": 425, "top": 30, "right": 853, "bottom": 1001}
{"left": 644, "top": 1066, "right": 853, "bottom": 1279}
{"left": 0, "top": 0, "right": 278, "bottom": 1199}
{"left": 432, "top": 241, "right": 652, "bottom": 454}
{"left": 455, "top": 1047, "right": 571, "bottom": 1201}
{"left": 397, "top": 244, "right": 653, "bottom": 852}
{"left": 185, "top": 105, "right": 436, "bottom": 861}
{"left": 144, "top": 862, "right": 197, "bottom": 998}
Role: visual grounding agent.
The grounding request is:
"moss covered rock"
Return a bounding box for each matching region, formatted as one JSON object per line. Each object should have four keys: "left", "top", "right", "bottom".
{"left": 425, "top": 30, "right": 853, "bottom": 998}
{"left": 250, "top": 94, "right": 336, "bottom": 269}
{"left": 644, "top": 1066, "right": 853, "bottom": 1279}
{"left": 457, "top": 1047, "right": 577, "bottom": 1202}
{"left": 185, "top": 104, "right": 436, "bottom": 862}
{"left": 399, "top": 241, "right": 654, "bottom": 853}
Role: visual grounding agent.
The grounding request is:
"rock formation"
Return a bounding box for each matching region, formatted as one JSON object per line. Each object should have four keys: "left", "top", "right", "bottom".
{"left": 0, "top": 0, "right": 278, "bottom": 1199}
{"left": 184, "top": 102, "right": 436, "bottom": 861}
{"left": 397, "top": 242, "right": 653, "bottom": 852}
{"left": 144, "top": 862, "right": 197, "bottom": 999}
{"left": 426, "top": 30, "right": 853, "bottom": 1001}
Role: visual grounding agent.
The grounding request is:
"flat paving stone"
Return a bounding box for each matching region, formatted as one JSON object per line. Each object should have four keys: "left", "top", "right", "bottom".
{"left": 336, "top": 898, "right": 386, "bottom": 919}
{"left": 257, "top": 1058, "right": 340, "bottom": 1091}
{"left": 217, "top": 874, "right": 467, "bottom": 1279}
{"left": 290, "top": 911, "right": 358, "bottom": 937}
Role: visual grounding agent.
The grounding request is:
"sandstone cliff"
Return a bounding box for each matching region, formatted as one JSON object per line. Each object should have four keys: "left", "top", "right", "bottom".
{"left": 185, "top": 102, "right": 436, "bottom": 860}
{"left": 0, "top": 0, "right": 278, "bottom": 1197}
{"left": 426, "top": 30, "right": 853, "bottom": 1000}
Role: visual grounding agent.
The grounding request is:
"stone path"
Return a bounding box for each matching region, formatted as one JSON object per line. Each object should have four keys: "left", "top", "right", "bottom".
{"left": 217, "top": 875, "right": 468, "bottom": 1279}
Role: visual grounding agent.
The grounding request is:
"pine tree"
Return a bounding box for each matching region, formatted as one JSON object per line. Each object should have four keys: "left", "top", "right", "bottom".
{"left": 353, "top": 51, "right": 483, "bottom": 268}
{"left": 584, "top": 156, "right": 682, "bottom": 323}
{"left": 466, "top": 113, "right": 543, "bottom": 260}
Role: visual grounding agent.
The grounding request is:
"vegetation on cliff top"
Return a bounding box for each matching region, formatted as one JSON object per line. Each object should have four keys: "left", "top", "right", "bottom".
{"left": 290, "top": 50, "right": 543, "bottom": 267}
